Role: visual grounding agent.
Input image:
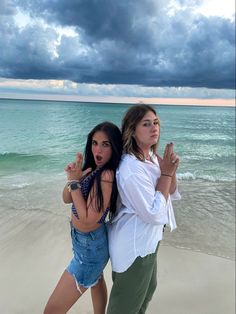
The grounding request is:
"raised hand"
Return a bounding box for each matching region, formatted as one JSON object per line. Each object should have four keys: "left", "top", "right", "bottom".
{"left": 65, "top": 153, "right": 92, "bottom": 181}
{"left": 158, "top": 143, "right": 180, "bottom": 177}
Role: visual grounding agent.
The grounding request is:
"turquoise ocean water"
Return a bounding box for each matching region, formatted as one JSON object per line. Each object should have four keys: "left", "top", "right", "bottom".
{"left": 0, "top": 98, "right": 235, "bottom": 259}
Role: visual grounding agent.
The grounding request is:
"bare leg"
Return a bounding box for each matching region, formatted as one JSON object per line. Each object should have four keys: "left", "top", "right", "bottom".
{"left": 90, "top": 275, "right": 107, "bottom": 314}
{"left": 44, "top": 270, "right": 87, "bottom": 314}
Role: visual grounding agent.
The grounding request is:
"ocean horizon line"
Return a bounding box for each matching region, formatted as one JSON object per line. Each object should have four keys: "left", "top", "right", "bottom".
{"left": 0, "top": 93, "right": 235, "bottom": 107}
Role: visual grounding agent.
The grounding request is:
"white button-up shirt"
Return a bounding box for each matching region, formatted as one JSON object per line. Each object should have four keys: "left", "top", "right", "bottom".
{"left": 108, "top": 153, "right": 181, "bottom": 273}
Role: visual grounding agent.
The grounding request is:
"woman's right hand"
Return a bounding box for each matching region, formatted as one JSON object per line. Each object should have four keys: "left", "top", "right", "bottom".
{"left": 64, "top": 153, "right": 92, "bottom": 181}
{"left": 158, "top": 143, "right": 180, "bottom": 177}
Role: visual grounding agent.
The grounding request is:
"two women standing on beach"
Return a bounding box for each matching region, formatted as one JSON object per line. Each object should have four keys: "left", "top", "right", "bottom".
{"left": 44, "top": 122, "right": 122, "bottom": 314}
{"left": 44, "top": 104, "right": 180, "bottom": 314}
{"left": 107, "top": 104, "right": 181, "bottom": 313}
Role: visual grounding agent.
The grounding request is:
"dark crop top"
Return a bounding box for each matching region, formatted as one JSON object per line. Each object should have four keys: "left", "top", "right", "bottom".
{"left": 71, "top": 169, "right": 110, "bottom": 224}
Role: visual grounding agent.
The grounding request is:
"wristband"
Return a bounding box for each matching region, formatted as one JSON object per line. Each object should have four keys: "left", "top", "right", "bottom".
{"left": 161, "top": 174, "right": 172, "bottom": 178}
{"left": 67, "top": 181, "right": 81, "bottom": 192}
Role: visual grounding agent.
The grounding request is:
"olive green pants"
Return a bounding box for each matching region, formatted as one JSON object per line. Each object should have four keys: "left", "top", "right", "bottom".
{"left": 107, "top": 245, "right": 159, "bottom": 314}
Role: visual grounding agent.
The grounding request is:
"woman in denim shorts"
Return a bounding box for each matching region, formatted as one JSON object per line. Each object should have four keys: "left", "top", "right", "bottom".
{"left": 44, "top": 122, "right": 122, "bottom": 314}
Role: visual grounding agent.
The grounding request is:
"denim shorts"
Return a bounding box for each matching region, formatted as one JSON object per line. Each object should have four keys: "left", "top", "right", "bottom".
{"left": 66, "top": 222, "right": 109, "bottom": 288}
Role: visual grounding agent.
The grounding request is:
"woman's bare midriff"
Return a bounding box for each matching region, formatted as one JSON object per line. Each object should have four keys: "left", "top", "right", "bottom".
{"left": 71, "top": 214, "right": 101, "bottom": 233}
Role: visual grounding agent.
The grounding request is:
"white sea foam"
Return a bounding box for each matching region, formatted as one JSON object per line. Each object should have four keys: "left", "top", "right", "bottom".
{"left": 12, "top": 182, "right": 31, "bottom": 188}
{"left": 177, "top": 172, "right": 235, "bottom": 182}
{"left": 177, "top": 172, "right": 196, "bottom": 180}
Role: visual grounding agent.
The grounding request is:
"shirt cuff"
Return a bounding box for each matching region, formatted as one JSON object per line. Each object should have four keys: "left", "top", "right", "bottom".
{"left": 150, "top": 191, "right": 168, "bottom": 225}
{"left": 170, "top": 187, "right": 181, "bottom": 201}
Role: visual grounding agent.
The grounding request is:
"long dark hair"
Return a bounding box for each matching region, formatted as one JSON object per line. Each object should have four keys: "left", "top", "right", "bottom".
{"left": 82, "top": 121, "right": 122, "bottom": 219}
{"left": 122, "top": 104, "right": 160, "bottom": 161}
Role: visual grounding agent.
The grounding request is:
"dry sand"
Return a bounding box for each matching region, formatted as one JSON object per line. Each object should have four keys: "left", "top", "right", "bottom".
{"left": 0, "top": 213, "right": 234, "bottom": 314}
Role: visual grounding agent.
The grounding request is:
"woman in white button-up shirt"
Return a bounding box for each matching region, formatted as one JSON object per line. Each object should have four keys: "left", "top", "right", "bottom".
{"left": 107, "top": 104, "right": 181, "bottom": 314}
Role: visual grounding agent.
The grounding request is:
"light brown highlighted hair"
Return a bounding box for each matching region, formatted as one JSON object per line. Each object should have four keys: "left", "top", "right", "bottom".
{"left": 121, "top": 104, "right": 160, "bottom": 161}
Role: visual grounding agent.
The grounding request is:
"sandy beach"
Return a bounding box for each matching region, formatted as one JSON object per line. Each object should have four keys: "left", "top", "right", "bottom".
{"left": 0, "top": 211, "right": 234, "bottom": 314}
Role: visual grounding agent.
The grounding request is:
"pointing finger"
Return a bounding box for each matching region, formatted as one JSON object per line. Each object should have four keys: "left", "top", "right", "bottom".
{"left": 169, "top": 142, "right": 174, "bottom": 154}
{"left": 163, "top": 144, "right": 169, "bottom": 158}
{"left": 76, "top": 153, "right": 83, "bottom": 168}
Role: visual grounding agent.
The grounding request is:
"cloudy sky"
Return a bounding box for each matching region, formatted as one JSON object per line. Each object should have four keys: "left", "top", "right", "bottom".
{"left": 0, "top": 0, "right": 235, "bottom": 102}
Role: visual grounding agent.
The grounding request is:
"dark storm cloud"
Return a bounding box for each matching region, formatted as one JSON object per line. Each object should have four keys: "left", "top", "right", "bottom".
{"left": 0, "top": 0, "right": 235, "bottom": 89}
{"left": 14, "top": 0, "right": 156, "bottom": 45}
